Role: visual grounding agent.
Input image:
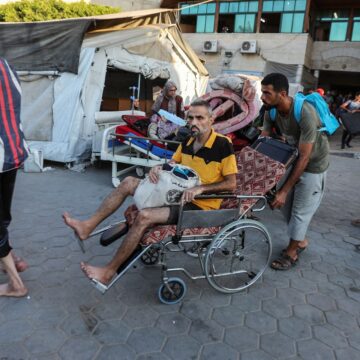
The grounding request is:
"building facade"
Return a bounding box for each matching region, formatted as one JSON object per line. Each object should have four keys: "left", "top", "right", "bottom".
{"left": 161, "top": 0, "right": 360, "bottom": 92}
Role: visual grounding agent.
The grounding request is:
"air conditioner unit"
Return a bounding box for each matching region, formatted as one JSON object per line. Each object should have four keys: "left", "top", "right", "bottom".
{"left": 240, "top": 40, "right": 257, "bottom": 54}
{"left": 203, "top": 40, "right": 218, "bottom": 53}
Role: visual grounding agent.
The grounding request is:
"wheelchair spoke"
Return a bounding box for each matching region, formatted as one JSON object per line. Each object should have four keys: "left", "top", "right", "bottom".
{"left": 205, "top": 220, "right": 272, "bottom": 293}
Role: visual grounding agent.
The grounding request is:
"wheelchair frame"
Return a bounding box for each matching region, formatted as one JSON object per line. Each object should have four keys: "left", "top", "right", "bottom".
{"left": 85, "top": 194, "right": 272, "bottom": 304}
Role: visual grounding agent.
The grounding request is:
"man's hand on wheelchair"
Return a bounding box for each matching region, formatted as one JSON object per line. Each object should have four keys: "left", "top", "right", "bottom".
{"left": 270, "top": 189, "right": 288, "bottom": 209}
{"left": 182, "top": 186, "right": 203, "bottom": 203}
{"left": 148, "top": 165, "right": 162, "bottom": 183}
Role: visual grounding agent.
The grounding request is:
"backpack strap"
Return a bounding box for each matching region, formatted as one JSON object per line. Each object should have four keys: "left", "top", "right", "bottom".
{"left": 293, "top": 93, "right": 306, "bottom": 124}
{"left": 269, "top": 94, "right": 304, "bottom": 123}
{"left": 269, "top": 108, "right": 277, "bottom": 121}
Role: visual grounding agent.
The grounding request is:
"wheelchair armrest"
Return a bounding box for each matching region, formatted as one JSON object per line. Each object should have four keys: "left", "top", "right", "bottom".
{"left": 194, "top": 193, "right": 237, "bottom": 200}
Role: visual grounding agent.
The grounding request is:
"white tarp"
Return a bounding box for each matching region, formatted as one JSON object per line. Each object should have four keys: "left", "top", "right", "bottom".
{"left": 27, "top": 48, "right": 95, "bottom": 162}
{"left": 20, "top": 75, "right": 54, "bottom": 141}
{"left": 21, "top": 23, "right": 208, "bottom": 163}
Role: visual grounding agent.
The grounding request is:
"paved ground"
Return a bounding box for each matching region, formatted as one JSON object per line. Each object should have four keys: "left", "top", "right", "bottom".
{"left": 328, "top": 129, "right": 360, "bottom": 156}
{"left": 0, "top": 144, "right": 360, "bottom": 359}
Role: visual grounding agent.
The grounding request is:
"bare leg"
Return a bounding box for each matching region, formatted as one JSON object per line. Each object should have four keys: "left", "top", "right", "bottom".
{"left": 0, "top": 251, "right": 28, "bottom": 273}
{"left": 63, "top": 176, "right": 140, "bottom": 240}
{"left": 81, "top": 207, "right": 171, "bottom": 284}
{"left": 0, "top": 253, "right": 27, "bottom": 297}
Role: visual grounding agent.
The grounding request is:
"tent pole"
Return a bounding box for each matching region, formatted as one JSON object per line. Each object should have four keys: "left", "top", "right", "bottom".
{"left": 137, "top": 73, "right": 141, "bottom": 105}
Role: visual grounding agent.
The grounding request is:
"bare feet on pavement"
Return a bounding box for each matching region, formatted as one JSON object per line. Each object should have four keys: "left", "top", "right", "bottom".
{"left": 13, "top": 254, "right": 29, "bottom": 272}
{"left": 80, "top": 262, "right": 114, "bottom": 284}
{"left": 0, "top": 283, "right": 28, "bottom": 297}
{"left": 1, "top": 253, "right": 28, "bottom": 274}
{"left": 63, "top": 212, "right": 93, "bottom": 241}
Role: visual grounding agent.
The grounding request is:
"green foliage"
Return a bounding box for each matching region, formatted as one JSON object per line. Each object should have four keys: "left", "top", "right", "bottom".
{"left": 0, "top": 0, "right": 120, "bottom": 22}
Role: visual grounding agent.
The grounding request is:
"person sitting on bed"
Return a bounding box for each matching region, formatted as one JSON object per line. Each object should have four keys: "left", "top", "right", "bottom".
{"left": 63, "top": 99, "right": 237, "bottom": 285}
{"left": 148, "top": 80, "right": 186, "bottom": 140}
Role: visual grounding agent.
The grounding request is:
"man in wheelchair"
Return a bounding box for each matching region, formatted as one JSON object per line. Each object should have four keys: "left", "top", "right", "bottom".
{"left": 63, "top": 99, "right": 237, "bottom": 285}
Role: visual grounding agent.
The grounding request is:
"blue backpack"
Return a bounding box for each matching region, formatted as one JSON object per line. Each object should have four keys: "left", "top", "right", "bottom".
{"left": 269, "top": 92, "right": 339, "bottom": 135}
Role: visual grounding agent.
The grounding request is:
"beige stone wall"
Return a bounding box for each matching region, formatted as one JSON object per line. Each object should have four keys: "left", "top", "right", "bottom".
{"left": 183, "top": 33, "right": 311, "bottom": 77}
{"left": 311, "top": 41, "right": 360, "bottom": 73}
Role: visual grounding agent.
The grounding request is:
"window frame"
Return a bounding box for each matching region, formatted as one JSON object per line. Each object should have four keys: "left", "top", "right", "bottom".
{"left": 219, "top": 1, "right": 259, "bottom": 33}
{"left": 180, "top": 2, "right": 216, "bottom": 33}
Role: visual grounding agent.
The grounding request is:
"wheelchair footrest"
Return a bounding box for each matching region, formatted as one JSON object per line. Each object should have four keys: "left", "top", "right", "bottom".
{"left": 116, "top": 245, "right": 143, "bottom": 274}
{"left": 100, "top": 222, "right": 129, "bottom": 247}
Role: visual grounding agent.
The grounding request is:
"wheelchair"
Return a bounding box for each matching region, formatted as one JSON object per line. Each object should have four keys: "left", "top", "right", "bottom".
{"left": 81, "top": 138, "right": 297, "bottom": 304}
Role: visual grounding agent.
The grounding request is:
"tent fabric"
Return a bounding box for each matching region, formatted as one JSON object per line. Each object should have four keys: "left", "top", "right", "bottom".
{"left": 87, "top": 10, "right": 176, "bottom": 33}
{"left": 264, "top": 61, "right": 298, "bottom": 83}
{"left": 82, "top": 25, "right": 208, "bottom": 96}
{"left": 2, "top": 9, "right": 209, "bottom": 163}
{"left": 20, "top": 75, "right": 54, "bottom": 141}
{"left": 0, "top": 20, "right": 89, "bottom": 73}
{"left": 264, "top": 60, "right": 316, "bottom": 89}
{"left": 0, "top": 9, "right": 176, "bottom": 74}
{"left": 27, "top": 48, "right": 96, "bottom": 162}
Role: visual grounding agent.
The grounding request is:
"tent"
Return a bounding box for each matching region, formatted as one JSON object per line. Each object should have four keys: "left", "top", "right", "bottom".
{"left": 0, "top": 9, "right": 209, "bottom": 163}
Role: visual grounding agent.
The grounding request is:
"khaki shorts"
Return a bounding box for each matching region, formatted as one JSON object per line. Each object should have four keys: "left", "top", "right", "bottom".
{"left": 281, "top": 171, "right": 327, "bottom": 240}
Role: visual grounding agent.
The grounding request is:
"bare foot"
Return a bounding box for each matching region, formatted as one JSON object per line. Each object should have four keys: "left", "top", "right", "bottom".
{"left": 62, "top": 212, "right": 92, "bottom": 241}
{"left": 13, "top": 254, "right": 29, "bottom": 272}
{"left": 80, "top": 262, "right": 114, "bottom": 284}
{"left": 0, "top": 283, "right": 28, "bottom": 297}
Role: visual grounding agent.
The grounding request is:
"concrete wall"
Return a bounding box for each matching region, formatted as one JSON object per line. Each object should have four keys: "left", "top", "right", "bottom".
{"left": 311, "top": 41, "right": 360, "bottom": 73}
{"left": 90, "top": 0, "right": 161, "bottom": 10}
{"left": 183, "top": 33, "right": 311, "bottom": 77}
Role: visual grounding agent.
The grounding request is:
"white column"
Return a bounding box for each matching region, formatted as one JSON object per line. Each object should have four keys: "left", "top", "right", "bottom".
{"left": 295, "top": 64, "right": 303, "bottom": 84}
{"left": 313, "top": 69, "right": 320, "bottom": 88}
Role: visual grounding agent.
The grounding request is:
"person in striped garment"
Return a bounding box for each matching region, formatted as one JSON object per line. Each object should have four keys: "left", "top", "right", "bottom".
{"left": 0, "top": 57, "right": 29, "bottom": 297}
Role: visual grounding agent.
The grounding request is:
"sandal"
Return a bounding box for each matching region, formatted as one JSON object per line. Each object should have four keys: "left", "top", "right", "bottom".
{"left": 280, "top": 245, "right": 307, "bottom": 257}
{"left": 271, "top": 254, "right": 298, "bottom": 271}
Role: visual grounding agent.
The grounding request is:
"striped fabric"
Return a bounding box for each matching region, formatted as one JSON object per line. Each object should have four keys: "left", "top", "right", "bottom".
{"left": 0, "top": 58, "right": 28, "bottom": 172}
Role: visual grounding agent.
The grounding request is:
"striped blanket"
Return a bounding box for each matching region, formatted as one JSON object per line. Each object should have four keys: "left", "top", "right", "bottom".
{"left": 0, "top": 58, "right": 28, "bottom": 172}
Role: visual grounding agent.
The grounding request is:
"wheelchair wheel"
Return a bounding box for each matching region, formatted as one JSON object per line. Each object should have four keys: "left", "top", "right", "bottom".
{"left": 205, "top": 219, "right": 272, "bottom": 294}
{"left": 158, "top": 277, "right": 187, "bottom": 304}
{"left": 140, "top": 246, "right": 160, "bottom": 265}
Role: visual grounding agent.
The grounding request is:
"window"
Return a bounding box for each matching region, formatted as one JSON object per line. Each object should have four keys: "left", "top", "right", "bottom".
{"left": 352, "top": 10, "right": 360, "bottom": 41}
{"left": 180, "top": 2, "right": 215, "bottom": 33}
{"left": 235, "top": 13, "right": 256, "bottom": 32}
{"left": 329, "top": 22, "right": 348, "bottom": 41}
{"left": 352, "top": 22, "right": 360, "bottom": 41}
{"left": 218, "top": 1, "right": 258, "bottom": 33}
{"left": 262, "top": 0, "right": 305, "bottom": 12}
{"left": 261, "top": 0, "right": 305, "bottom": 33}
{"left": 196, "top": 15, "right": 216, "bottom": 32}
{"left": 315, "top": 10, "right": 349, "bottom": 41}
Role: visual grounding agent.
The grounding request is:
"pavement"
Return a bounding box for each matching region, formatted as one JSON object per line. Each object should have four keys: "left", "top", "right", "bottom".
{"left": 0, "top": 135, "right": 360, "bottom": 360}
{"left": 328, "top": 128, "right": 360, "bottom": 157}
